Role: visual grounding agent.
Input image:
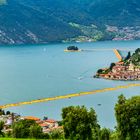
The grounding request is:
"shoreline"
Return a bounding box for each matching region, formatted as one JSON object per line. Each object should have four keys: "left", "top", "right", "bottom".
{"left": 94, "top": 75, "right": 140, "bottom": 81}
{"left": 1, "top": 83, "right": 140, "bottom": 109}
{"left": 1, "top": 39, "right": 139, "bottom": 47}
{"left": 95, "top": 48, "right": 140, "bottom": 81}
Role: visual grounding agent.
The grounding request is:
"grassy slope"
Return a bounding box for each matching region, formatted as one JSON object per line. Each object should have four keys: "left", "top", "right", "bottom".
{"left": 0, "top": 138, "right": 64, "bottom": 140}
{"left": 0, "top": 139, "right": 36, "bottom": 140}
{"left": 0, "top": 139, "right": 54, "bottom": 140}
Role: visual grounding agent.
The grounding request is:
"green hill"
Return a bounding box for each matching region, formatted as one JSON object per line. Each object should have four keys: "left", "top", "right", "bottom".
{"left": 1, "top": 0, "right": 140, "bottom": 44}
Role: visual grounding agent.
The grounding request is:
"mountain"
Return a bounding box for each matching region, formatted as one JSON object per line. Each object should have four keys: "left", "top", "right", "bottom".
{"left": 0, "top": 0, "right": 140, "bottom": 44}
{"left": 0, "top": 0, "right": 84, "bottom": 44}
{"left": 88, "top": 0, "right": 140, "bottom": 26}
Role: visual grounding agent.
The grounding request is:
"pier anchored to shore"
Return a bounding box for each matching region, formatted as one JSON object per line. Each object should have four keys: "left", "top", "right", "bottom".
{"left": 64, "top": 48, "right": 131, "bottom": 61}
{"left": 64, "top": 46, "right": 135, "bottom": 62}
{"left": 113, "top": 49, "right": 123, "bottom": 61}
{"left": 64, "top": 48, "right": 135, "bottom": 52}
{"left": 1, "top": 83, "right": 140, "bottom": 109}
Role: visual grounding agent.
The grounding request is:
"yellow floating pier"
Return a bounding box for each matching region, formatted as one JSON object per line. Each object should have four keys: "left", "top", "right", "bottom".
{"left": 113, "top": 49, "right": 123, "bottom": 61}
{"left": 0, "top": 83, "right": 140, "bottom": 109}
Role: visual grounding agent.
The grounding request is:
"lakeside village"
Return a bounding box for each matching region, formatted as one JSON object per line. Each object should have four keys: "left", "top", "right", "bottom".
{"left": 95, "top": 48, "right": 140, "bottom": 81}
{"left": 64, "top": 46, "right": 140, "bottom": 80}
{"left": 0, "top": 109, "right": 62, "bottom": 135}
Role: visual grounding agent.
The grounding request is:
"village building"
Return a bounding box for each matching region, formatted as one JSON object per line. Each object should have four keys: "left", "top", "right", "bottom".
{"left": 97, "top": 60, "right": 140, "bottom": 81}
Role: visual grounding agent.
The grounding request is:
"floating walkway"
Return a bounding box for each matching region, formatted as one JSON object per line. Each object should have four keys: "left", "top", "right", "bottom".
{"left": 113, "top": 49, "right": 123, "bottom": 61}
{"left": 64, "top": 48, "right": 135, "bottom": 52}
{"left": 64, "top": 48, "right": 133, "bottom": 61}
{"left": 78, "top": 48, "right": 134, "bottom": 51}
{"left": 0, "top": 83, "right": 140, "bottom": 109}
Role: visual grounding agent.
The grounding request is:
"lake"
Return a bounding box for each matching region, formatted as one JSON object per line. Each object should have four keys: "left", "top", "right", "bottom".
{"left": 0, "top": 40, "right": 140, "bottom": 129}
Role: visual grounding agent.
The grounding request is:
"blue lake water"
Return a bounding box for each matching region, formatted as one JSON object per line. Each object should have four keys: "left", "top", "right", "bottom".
{"left": 0, "top": 40, "right": 140, "bottom": 129}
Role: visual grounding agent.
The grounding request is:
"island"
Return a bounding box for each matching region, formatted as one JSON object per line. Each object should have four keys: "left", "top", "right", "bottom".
{"left": 64, "top": 46, "right": 82, "bottom": 52}
{"left": 95, "top": 48, "right": 140, "bottom": 81}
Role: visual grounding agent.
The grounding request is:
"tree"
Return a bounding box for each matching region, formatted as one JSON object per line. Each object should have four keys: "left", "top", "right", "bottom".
{"left": 12, "top": 119, "right": 43, "bottom": 138}
{"left": 43, "top": 116, "right": 48, "bottom": 120}
{"left": 49, "top": 129, "right": 64, "bottom": 139}
{"left": 62, "top": 106, "right": 100, "bottom": 140}
{"left": 99, "top": 128, "right": 111, "bottom": 140}
{"left": 0, "top": 121, "right": 4, "bottom": 137}
{"left": 109, "top": 63, "right": 116, "bottom": 70}
{"left": 97, "top": 69, "right": 103, "bottom": 74}
{"left": 0, "top": 109, "right": 5, "bottom": 115}
{"left": 6, "top": 111, "right": 11, "bottom": 115}
{"left": 67, "top": 46, "right": 79, "bottom": 51}
{"left": 12, "top": 122, "right": 25, "bottom": 138}
{"left": 92, "top": 126, "right": 100, "bottom": 140}
{"left": 135, "top": 48, "right": 140, "bottom": 54}
{"left": 124, "top": 51, "right": 131, "bottom": 61}
{"left": 110, "top": 130, "right": 119, "bottom": 140}
{"left": 115, "top": 95, "right": 140, "bottom": 140}
{"left": 29, "top": 124, "right": 43, "bottom": 139}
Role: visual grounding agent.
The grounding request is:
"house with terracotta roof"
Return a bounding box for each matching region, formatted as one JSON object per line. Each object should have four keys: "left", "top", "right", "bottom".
{"left": 23, "top": 116, "right": 41, "bottom": 121}
{"left": 45, "top": 119, "right": 58, "bottom": 128}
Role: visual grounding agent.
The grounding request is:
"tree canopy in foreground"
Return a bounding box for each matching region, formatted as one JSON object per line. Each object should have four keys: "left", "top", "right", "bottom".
{"left": 115, "top": 95, "right": 140, "bottom": 140}
{"left": 62, "top": 106, "right": 100, "bottom": 140}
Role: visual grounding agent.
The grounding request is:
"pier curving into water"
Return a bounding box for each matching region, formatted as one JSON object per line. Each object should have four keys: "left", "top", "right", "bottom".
{"left": 0, "top": 83, "right": 140, "bottom": 109}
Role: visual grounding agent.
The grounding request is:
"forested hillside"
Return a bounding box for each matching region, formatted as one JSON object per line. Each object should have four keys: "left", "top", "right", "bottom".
{"left": 0, "top": 0, "right": 140, "bottom": 44}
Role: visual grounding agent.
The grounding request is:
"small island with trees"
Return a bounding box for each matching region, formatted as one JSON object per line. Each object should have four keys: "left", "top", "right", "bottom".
{"left": 64, "top": 46, "right": 82, "bottom": 52}
{"left": 95, "top": 48, "right": 140, "bottom": 81}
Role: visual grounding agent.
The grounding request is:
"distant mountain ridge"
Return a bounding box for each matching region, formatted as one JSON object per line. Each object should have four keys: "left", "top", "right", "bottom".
{"left": 0, "top": 0, "right": 140, "bottom": 44}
